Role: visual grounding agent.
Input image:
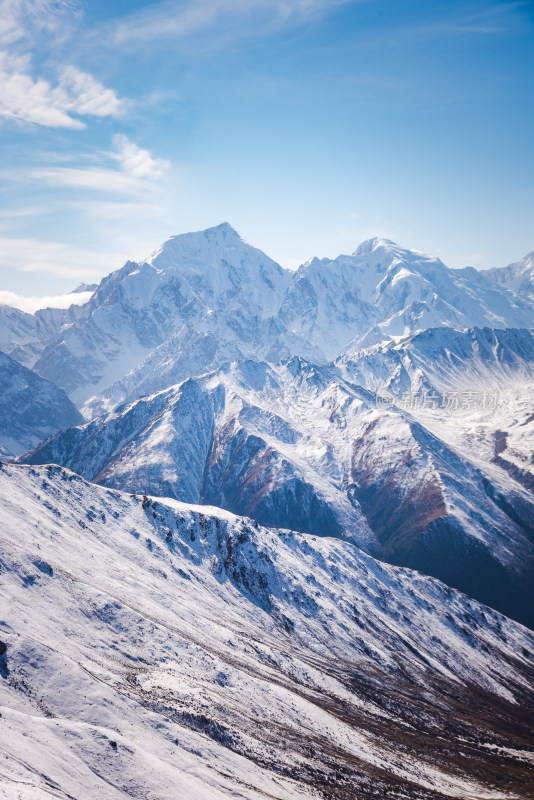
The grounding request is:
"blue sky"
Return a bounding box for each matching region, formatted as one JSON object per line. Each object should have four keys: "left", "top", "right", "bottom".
{"left": 0, "top": 0, "right": 533, "bottom": 300}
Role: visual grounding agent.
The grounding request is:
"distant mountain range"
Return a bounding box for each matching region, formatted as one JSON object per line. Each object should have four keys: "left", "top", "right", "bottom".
{"left": 1, "top": 224, "right": 533, "bottom": 414}
{"left": 485, "top": 250, "right": 534, "bottom": 298}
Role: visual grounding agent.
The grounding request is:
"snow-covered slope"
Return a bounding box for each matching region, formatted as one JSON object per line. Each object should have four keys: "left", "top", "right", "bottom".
{"left": 88, "top": 237, "right": 534, "bottom": 416}
{"left": 336, "top": 326, "right": 534, "bottom": 493}
{"left": 1, "top": 463, "right": 533, "bottom": 800}
{"left": 0, "top": 350, "right": 83, "bottom": 457}
{"left": 19, "top": 356, "right": 534, "bottom": 627}
{"left": 19, "top": 360, "right": 378, "bottom": 554}
{"left": 485, "top": 251, "right": 534, "bottom": 298}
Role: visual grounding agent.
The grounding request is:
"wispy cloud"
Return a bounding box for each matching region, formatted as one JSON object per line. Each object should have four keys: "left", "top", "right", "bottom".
{"left": 0, "top": 205, "right": 48, "bottom": 223}
{"left": 0, "top": 1, "right": 124, "bottom": 129}
{"left": 0, "top": 288, "right": 93, "bottom": 314}
{"left": 28, "top": 165, "right": 155, "bottom": 194}
{"left": 0, "top": 235, "right": 116, "bottom": 277}
{"left": 112, "top": 0, "right": 355, "bottom": 45}
{"left": 366, "top": 1, "right": 532, "bottom": 48}
{"left": 0, "top": 0, "right": 80, "bottom": 47}
{"left": 25, "top": 135, "right": 171, "bottom": 193}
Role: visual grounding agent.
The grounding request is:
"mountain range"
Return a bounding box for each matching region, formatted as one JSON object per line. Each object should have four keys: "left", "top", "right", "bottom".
{"left": 1, "top": 224, "right": 531, "bottom": 415}
{"left": 1, "top": 224, "right": 533, "bottom": 798}
{"left": 485, "top": 250, "right": 534, "bottom": 298}
{"left": 0, "top": 350, "right": 83, "bottom": 458}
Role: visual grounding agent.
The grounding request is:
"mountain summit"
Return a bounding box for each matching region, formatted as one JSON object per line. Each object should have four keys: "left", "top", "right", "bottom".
{"left": 145, "top": 221, "right": 245, "bottom": 267}
{"left": 353, "top": 236, "right": 399, "bottom": 255}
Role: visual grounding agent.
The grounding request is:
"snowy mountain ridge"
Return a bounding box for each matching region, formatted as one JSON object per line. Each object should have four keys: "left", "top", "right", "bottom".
{"left": 485, "top": 251, "right": 534, "bottom": 298}
{"left": 280, "top": 238, "right": 534, "bottom": 358}
{"left": 0, "top": 350, "right": 83, "bottom": 457}
{"left": 337, "top": 326, "right": 534, "bottom": 395}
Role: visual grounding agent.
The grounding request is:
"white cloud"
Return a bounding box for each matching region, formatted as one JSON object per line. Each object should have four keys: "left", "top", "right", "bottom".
{"left": 0, "top": 53, "right": 124, "bottom": 129}
{"left": 24, "top": 136, "right": 171, "bottom": 193}
{"left": 0, "top": 288, "right": 93, "bottom": 314}
{"left": 0, "top": 235, "right": 116, "bottom": 277}
{"left": 58, "top": 66, "right": 123, "bottom": 118}
{"left": 111, "top": 134, "right": 170, "bottom": 179}
{"left": 0, "top": 2, "right": 123, "bottom": 130}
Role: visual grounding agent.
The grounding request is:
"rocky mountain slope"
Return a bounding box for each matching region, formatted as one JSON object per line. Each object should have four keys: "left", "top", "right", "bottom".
{"left": 1, "top": 462, "right": 533, "bottom": 800}
{"left": 19, "top": 351, "right": 534, "bottom": 627}
{"left": 18, "top": 360, "right": 378, "bottom": 553}
{"left": 0, "top": 350, "right": 83, "bottom": 458}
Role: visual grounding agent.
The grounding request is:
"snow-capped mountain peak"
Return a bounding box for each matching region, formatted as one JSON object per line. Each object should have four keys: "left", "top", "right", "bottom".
{"left": 136, "top": 222, "right": 291, "bottom": 319}
{"left": 145, "top": 221, "right": 244, "bottom": 266}
{"left": 352, "top": 236, "right": 399, "bottom": 256}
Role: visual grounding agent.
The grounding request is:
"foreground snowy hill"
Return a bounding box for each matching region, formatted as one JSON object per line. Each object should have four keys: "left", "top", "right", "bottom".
{"left": 0, "top": 350, "right": 83, "bottom": 457}
{"left": 20, "top": 352, "right": 534, "bottom": 627}
{"left": 0, "top": 463, "right": 533, "bottom": 800}
{"left": 2, "top": 224, "right": 530, "bottom": 414}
